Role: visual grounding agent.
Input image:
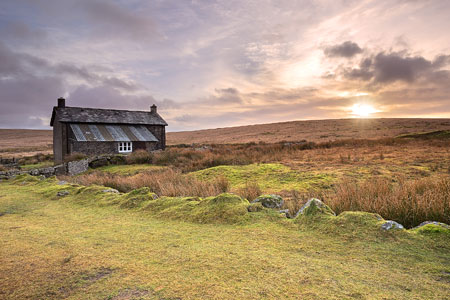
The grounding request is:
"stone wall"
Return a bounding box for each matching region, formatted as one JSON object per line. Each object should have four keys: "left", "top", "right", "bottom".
{"left": 0, "top": 157, "right": 18, "bottom": 168}
{"left": 147, "top": 125, "right": 166, "bottom": 150}
{"left": 0, "top": 164, "right": 64, "bottom": 180}
{"left": 67, "top": 159, "right": 89, "bottom": 176}
{"left": 0, "top": 154, "right": 127, "bottom": 180}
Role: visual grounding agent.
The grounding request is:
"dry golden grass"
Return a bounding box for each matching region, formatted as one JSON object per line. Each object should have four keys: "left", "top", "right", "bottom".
{"left": 285, "top": 177, "right": 450, "bottom": 227}
{"left": 64, "top": 168, "right": 230, "bottom": 197}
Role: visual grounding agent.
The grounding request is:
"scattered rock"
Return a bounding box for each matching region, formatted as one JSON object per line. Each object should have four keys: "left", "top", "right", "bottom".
{"left": 54, "top": 164, "right": 66, "bottom": 176}
{"left": 412, "top": 221, "right": 450, "bottom": 234}
{"left": 89, "top": 157, "right": 109, "bottom": 168}
{"left": 102, "top": 188, "right": 119, "bottom": 194}
{"left": 57, "top": 180, "right": 68, "bottom": 185}
{"left": 414, "top": 221, "right": 450, "bottom": 229}
{"left": 57, "top": 190, "right": 69, "bottom": 197}
{"left": 252, "top": 194, "right": 284, "bottom": 208}
{"left": 381, "top": 220, "right": 404, "bottom": 230}
{"left": 279, "top": 209, "right": 292, "bottom": 218}
{"left": 295, "top": 198, "right": 335, "bottom": 217}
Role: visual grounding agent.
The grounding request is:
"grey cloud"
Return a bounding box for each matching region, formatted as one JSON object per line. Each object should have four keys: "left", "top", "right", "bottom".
{"left": 0, "top": 42, "right": 168, "bottom": 129}
{"left": 68, "top": 85, "right": 180, "bottom": 111}
{"left": 372, "top": 53, "right": 432, "bottom": 83}
{"left": 211, "top": 88, "right": 243, "bottom": 104}
{"left": 78, "top": 0, "right": 157, "bottom": 41}
{"left": 0, "top": 42, "right": 137, "bottom": 91}
{"left": 0, "top": 74, "right": 65, "bottom": 128}
{"left": 432, "top": 55, "right": 450, "bottom": 68}
{"left": 324, "top": 41, "right": 362, "bottom": 58}
{"left": 341, "top": 51, "right": 450, "bottom": 85}
{"left": 55, "top": 63, "right": 138, "bottom": 91}
{"left": 0, "top": 21, "right": 48, "bottom": 43}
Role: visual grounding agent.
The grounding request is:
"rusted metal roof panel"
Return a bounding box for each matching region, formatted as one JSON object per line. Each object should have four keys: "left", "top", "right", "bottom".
{"left": 70, "top": 124, "right": 158, "bottom": 142}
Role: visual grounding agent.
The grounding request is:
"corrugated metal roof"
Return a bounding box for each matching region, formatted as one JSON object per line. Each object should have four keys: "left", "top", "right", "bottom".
{"left": 70, "top": 124, "right": 158, "bottom": 142}
{"left": 51, "top": 106, "right": 168, "bottom": 126}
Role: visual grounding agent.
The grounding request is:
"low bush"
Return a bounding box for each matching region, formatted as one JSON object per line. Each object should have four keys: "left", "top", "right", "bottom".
{"left": 237, "top": 182, "right": 262, "bottom": 201}
{"left": 125, "top": 149, "right": 153, "bottom": 164}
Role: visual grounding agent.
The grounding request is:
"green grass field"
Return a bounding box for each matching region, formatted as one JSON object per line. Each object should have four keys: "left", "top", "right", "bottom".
{"left": 1, "top": 176, "right": 449, "bottom": 299}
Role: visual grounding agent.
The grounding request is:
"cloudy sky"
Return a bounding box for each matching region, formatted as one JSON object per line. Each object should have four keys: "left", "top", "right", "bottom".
{"left": 0, "top": 0, "right": 449, "bottom": 131}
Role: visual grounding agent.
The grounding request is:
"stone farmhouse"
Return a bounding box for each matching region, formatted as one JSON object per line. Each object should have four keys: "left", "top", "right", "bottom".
{"left": 50, "top": 98, "right": 167, "bottom": 163}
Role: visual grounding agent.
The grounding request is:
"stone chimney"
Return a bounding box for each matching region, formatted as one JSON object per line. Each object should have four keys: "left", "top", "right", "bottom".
{"left": 150, "top": 104, "right": 157, "bottom": 114}
{"left": 57, "top": 97, "right": 65, "bottom": 108}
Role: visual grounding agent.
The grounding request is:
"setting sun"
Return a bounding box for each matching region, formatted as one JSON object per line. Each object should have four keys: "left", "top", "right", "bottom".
{"left": 351, "top": 103, "right": 378, "bottom": 117}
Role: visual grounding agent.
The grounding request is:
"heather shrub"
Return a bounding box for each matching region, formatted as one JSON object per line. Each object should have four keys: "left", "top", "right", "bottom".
{"left": 126, "top": 149, "right": 153, "bottom": 164}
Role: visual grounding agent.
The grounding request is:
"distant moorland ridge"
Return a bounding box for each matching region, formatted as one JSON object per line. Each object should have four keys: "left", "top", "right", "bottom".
{"left": 166, "top": 118, "right": 450, "bottom": 144}
{"left": 0, "top": 118, "right": 449, "bottom": 157}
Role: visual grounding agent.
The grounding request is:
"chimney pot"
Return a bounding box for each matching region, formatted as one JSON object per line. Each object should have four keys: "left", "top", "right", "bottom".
{"left": 151, "top": 104, "right": 157, "bottom": 113}
{"left": 58, "top": 97, "right": 65, "bottom": 108}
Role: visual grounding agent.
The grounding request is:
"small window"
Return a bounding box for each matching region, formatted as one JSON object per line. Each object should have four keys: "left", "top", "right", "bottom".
{"left": 118, "top": 142, "right": 132, "bottom": 153}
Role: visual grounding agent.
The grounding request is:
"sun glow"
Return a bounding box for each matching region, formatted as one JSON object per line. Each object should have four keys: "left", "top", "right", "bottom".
{"left": 351, "top": 103, "right": 378, "bottom": 117}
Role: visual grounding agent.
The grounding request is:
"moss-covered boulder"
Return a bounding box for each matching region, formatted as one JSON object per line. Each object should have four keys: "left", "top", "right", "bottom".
{"left": 412, "top": 221, "right": 450, "bottom": 235}
{"left": 294, "top": 198, "right": 335, "bottom": 218}
{"left": 252, "top": 194, "right": 283, "bottom": 208}
{"left": 120, "top": 187, "right": 158, "bottom": 209}
{"left": 143, "top": 193, "right": 250, "bottom": 224}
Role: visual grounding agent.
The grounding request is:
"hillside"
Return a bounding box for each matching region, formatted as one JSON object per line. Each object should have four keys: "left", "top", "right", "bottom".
{"left": 166, "top": 118, "right": 450, "bottom": 144}
{"left": 1, "top": 118, "right": 450, "bottom": 157}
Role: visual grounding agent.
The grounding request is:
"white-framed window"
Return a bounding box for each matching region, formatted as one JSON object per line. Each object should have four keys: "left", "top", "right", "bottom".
{"left": 118, "top": 142, "right": 132, "bottom": 153}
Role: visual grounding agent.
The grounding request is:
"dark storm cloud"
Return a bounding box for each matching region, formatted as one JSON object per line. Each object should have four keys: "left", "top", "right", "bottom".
{"left": 324, "top": 41, "right": 363, "bottom": 58}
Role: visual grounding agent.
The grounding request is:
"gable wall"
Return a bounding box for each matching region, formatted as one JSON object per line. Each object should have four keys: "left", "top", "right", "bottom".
{"left": 53, "top": 121, "right": 68, "bottom": 164}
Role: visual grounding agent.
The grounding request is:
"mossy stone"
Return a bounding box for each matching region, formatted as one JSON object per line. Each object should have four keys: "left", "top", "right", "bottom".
{"left": 295, "top": 198, "right": 335, "bottom": 218}
{"left": 252, "top": 194, "right": 283, "bottom": 208}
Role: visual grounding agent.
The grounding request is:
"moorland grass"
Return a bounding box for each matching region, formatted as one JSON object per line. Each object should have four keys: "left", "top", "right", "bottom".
{"left": 0, "top": 177, "right": 449, "bottom": 299}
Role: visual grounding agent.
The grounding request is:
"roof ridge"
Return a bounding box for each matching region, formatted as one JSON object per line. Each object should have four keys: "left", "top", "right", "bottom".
{"left": 61, "top": 106, "right": 153, "bottom": 114}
